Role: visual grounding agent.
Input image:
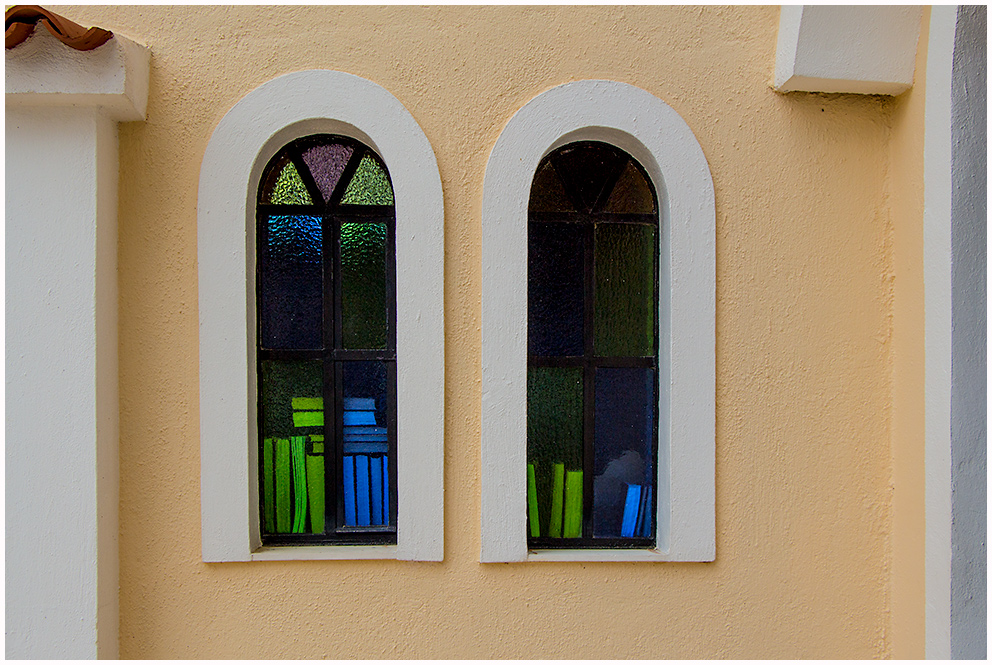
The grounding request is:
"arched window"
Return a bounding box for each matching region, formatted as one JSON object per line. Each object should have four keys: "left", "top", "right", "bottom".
{"left": 256, "top": 135, "right": 397, "bottom": 544}
{"left": 526, "top": 141, "right": 659, "bottom": 548}
{"left": 199, "top": 70, "right": 443, "bottom": 562}
{"left": 481, "top": 80, "right": 714, "bottom": 562}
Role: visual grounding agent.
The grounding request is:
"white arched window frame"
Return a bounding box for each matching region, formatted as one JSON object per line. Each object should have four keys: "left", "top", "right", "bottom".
{"left": 198, "top": 70, "right": 444, "bottom": 562}
{"left": 480, "top": 80, "right": 715, "bottom": 562}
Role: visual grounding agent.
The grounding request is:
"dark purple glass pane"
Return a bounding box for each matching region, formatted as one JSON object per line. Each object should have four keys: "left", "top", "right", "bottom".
{"left": 554, "top": 143, "right": 626, "bottom": 211}
{"left": 593, "top": 367, "right": 655, "bottom": 538}
{"left": 302, "top": 143, "right": 354, "bottom": 203}
{"left": 528, "top": 223, "right": 584, "bottom": 356}
{"left": 260, "top": 215, "right": 322, "bottom": 349}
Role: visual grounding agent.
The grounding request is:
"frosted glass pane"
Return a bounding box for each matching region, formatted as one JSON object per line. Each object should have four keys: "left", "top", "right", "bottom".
{"left": 604, "top": 161, "right": 656, "bottom": 214}
{"left": 527, "top": 367, "right": 583, "bottom": 538}
{"left": 593, "top": 367, "right": 654, "bottom": 538}
{"left": 341, "top": 154, "right": 394, "bottom": 205}
{"left": 528, "top": 223, "right": 584, "bottom": 356}
{"left": 340, "top": 222, "right": 387, "bottom": 349}
{"left": 594, "top": 224, "right": 655, "bottom": 357}
{"left": 260, "top": 215, "right": 322, "bottom": 349}
{"left": 529, "top": 161, "right": 575, "bottom": 212}
{"left": 302, "top": 143, "right": 354, "bottom": 203}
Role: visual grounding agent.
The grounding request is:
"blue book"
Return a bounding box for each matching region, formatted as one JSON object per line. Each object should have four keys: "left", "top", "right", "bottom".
{"left": 343, "top": 397, "right": 375, "bottom": 411}
{"left": 638, "top": 485, "right": 653, "bottom": 538}
{"left": 343, "top": 410, "right": 377, "bottom": 426}
{"left": 381, "top": 456, "right": 390, "bottom": 525}
{"left": 621, "top": 484, "right": 642, "bottom": 537}
{"left": 343, "top": 426, "right": 387, "bottom": 437}
{"left": 370, "top": 455, "right": 384, "bottom": 525}
{"left": 343, "top": 441, "right": 388, "bottom": 455}
{"left": 343, "top": 455, "right": 357, "bottom": 526}
{"left": 355, "top": 455, "right": 371, "bottom": 526}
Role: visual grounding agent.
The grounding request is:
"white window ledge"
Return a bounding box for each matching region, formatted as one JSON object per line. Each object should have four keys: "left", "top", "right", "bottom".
{"left": 480, "top": 80, "right": 715, "bottom": 563}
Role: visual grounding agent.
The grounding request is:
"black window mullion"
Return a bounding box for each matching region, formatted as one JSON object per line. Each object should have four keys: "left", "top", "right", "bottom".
{"left": 290, "top": 148, "right": 324, "bottom": 205}
{"left": 333, "top": 359, "right": 346, "bottom": 533}
{"left": 590, "top": 157, "right": 629, "bottom": 213}
{"left": 581, "top": 219, "right": 596, "bottom": 540}
{"left": 328, "top": 145, "right": 366, "bottom": 207}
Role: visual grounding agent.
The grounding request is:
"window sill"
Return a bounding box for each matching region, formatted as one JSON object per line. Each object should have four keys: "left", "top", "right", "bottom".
{"left": 523, "top": 548, "right": 686, "bottom": 563}
{"left": 250, "top": 544, "right": 397, "bottom": 561}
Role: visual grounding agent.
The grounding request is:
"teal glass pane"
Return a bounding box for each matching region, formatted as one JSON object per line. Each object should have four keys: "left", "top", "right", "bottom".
{"left": 340, "top": 222, "right": 387, "bottom": 349}
{"left": 527, "top": 367, "right": 583, "bottom": 538}
{"left": 340, "top": 154, "right": 394, "bottom": 205}
{"left": 594, "top": 224, "right": 656, "bottom": 357}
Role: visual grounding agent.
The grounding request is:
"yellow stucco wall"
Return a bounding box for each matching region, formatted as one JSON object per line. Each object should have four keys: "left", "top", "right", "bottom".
{"left": 49, "top": 5, "right": 927, "bottom": 658}
{"left": 888, "top": 7, "right": 929, "bottom": 659}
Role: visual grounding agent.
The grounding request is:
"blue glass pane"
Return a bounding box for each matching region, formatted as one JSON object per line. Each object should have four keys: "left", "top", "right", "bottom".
{"left": 593, "top": 367, "right": 655, "bottom": 538}
{"left": 260, "top": 215, "right": 322, "bottom": 349}
{"left": 342, "top": 361, "right": 391, "bottom": 527}
{"left": 528, "top": 223, "right": 584, "bottom": 356}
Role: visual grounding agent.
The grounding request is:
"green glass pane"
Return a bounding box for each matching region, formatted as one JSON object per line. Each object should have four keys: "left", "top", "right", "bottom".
{"left": 528, "top": 161, "right": 575, "bottom": 212}
{"left": 341, "top": 222, "right": 387, "bottom": 348}
{"left": 259, "top": 360, "right": 323, "bottom": 535}
{"left": 260, "top": 359, "right": 323, "bottom": 444}
{"left": 261, "top": 156, "right": 312, "bottom": 205}
{"left": 527, "top": 367, "right": 583, "bottom": 538}
{"left": 340, "top": 154, "right": 394, "bottom": 205}
{"left": 594, "top": 224, "right": 655, "bottom": 356}
{"left": 603, "top": 161, "right": 656, "bottom": 214}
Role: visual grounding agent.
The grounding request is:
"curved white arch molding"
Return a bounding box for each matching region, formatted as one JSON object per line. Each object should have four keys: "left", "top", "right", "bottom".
{"left": 480, "top": 80, "right": 715, "bottom": 562}
{"left": 198, "top": 70, "right": 444, "bottom": 562}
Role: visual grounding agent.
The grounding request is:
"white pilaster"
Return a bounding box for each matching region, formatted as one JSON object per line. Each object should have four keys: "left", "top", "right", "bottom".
{"left": 5, "top": 27, "right": 149, "bottom": 660}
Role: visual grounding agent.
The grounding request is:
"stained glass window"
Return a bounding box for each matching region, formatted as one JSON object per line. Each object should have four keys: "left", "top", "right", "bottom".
{"left": 526, "top": 141, "right": 659, "bottom": 548}
{"left": 257, "top": 135, "right": 396, "bottom": 545}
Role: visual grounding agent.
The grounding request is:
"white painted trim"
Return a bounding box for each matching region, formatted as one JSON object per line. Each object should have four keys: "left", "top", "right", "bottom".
{"left": 198, "top": 70, "right": 444, "bottom": 562}
{"left": 923, "top": 7, "right": 957, "bottom": 659}
{"left": 775, "top": 5, "right": 922, "bottom": 95}
{"left": 480, "top": 80, "right": 715, "bottom": 563}
{"left": 5, "top": 29, "right": 150, "bottom": 121}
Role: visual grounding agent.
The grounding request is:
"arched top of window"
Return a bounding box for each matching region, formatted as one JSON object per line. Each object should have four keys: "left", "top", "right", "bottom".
{"left": 259, "top": 135, "right": 394, "bottom": 208}
{"left": 529, "top": 141, "right": 657, "bottom": 216}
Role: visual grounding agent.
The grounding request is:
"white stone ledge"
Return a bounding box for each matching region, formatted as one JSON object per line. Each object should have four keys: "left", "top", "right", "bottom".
{"left": 775, "top": 5, "right": 922, "bottom": 96}
{"left": 6, "top": 28, "right": 150, "bottom": 121}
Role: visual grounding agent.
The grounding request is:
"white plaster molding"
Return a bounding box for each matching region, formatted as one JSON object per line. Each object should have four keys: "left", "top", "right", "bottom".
{"left": 775, "top": 5, "right": 922, "bottom": 95}
{"left": 480, "top": 80, "right": 715, "bottom": 563}
{"left": 198, "top": 70, "right": 444, "bottom": 562}
{"left": 6, "top": 28, "right": 150, "bottom": 121}
{"left": 923, "top": 6, "right": 958, "bottom": 660}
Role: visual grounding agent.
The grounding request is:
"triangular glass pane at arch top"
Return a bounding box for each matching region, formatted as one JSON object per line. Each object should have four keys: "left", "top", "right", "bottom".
{"left": 261, "top": 155, "right": 313, "bottom": 205}
{"left": 302, "top": 143, "right": 354, "bottom": 203}
{"left": 554, "top": 143, "right": 626, "bottom": 212}
{"left": 604, "top": 161, "right": 657, "bottom": 214}
{"left": 340, "top": 154, "right": 394, "bottom": 205}
{"left": 529, "top": 161, "right": 575, "bottom": 212}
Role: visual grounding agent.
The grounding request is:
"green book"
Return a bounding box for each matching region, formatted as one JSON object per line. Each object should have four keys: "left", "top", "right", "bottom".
{"left": 291, "top": 436, "right": 308, "bottom": 533}
{"left": 527, "top": 463, "right": 540, "bottom": 537}
{"left": 549, "top": 463, "right": 565, "bottom": 538}
{"left": 262, "top": 438, "right": 275, "bottom": 533}
{"left": 563, "top": 470, "right": 583, "bottom": 538}
{"left": 306, "top": 441, "right": 325, "bottom": 534}
{"left": 275, "top": 438, "right": 291, "bottom": 533}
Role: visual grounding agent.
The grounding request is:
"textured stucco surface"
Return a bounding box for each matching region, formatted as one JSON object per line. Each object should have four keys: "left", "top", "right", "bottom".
{"left": 949, "top": 5, "right": 987, "bottom": 658}
{"left": 887, "top": 7, "right": 928, "bottom": 659}
{"left": 51, "top": 6, "right": 905, "bottom": 658}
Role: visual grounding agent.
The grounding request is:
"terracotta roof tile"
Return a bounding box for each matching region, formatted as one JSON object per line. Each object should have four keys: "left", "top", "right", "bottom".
{"left": 5, "top": 5, "right": 112, "bottom": 51}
